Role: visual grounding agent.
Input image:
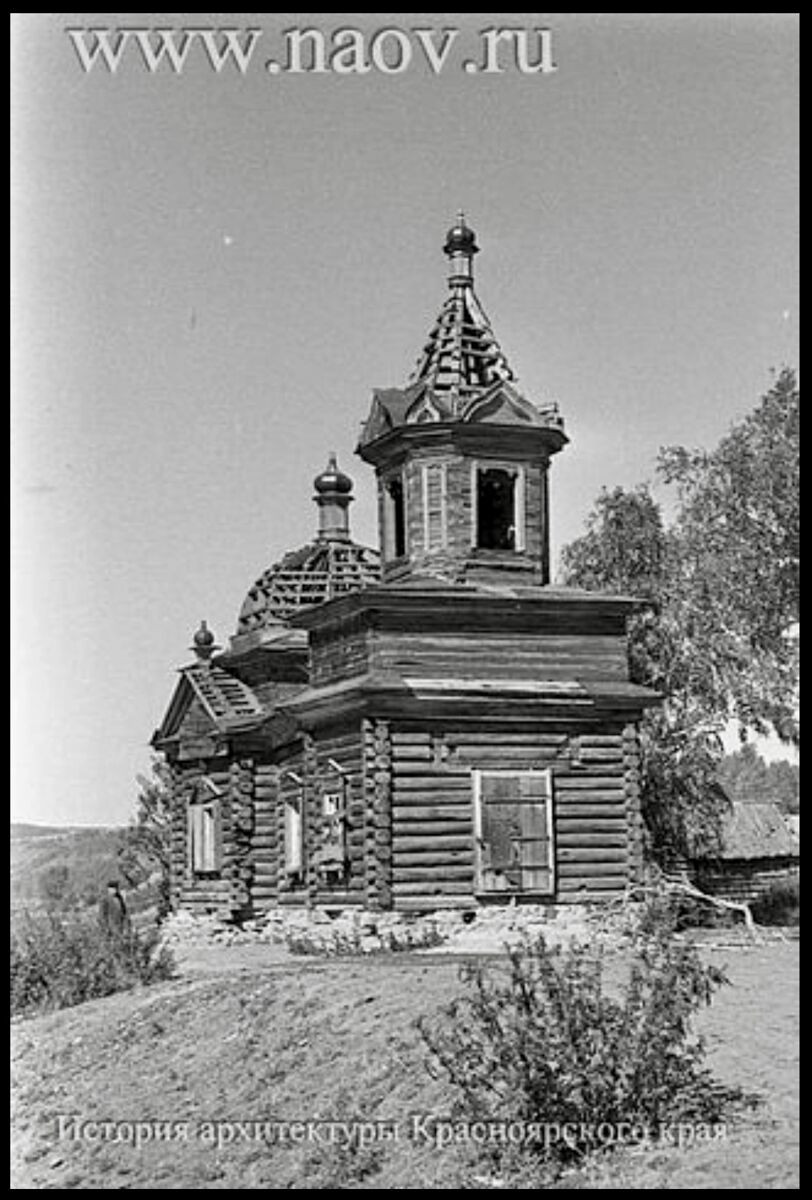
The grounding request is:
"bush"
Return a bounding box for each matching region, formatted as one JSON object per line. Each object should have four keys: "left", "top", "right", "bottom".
{"left": 417, "top": 901, "right": 742, "bottom": 1173}
{"left": 750, "top": 879, "right": 799, "bottom": 927}
{"left": 10, "top": 911, "right": 176, "bottom": 1016}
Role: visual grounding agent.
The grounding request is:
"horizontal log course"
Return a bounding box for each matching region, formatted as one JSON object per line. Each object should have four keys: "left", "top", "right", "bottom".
{"left": 391, "top": 732, "right": 433, "bottom": 745}
{"left": 391, "top": 762, "right": 468, "bottom": 777}
{"left": 392, "top": 880, "right": 474, "bottom": 897}
{"left": 580, "top": 748, "right": 624, "bottom": 763}
{"left": 448, "top": 731, "right": 569, "bottom": 746}
{"left": 558, "top": 848, "right": 628, "bottom": 863}
{"left": 552, "top": 774, "right": 624, "bottom": 789}
{"left": 395, "top": 851, "right": 474, "bottom": 869}
{"left": 557, "top": 862, "right": 628, "bottom": 879}
{"left": 394, "top": 896, "right": 474, "bottom": 911}
{"left": 393, "top": 776, "right": 471, "bottom": 791}
{"left": 557, "top": 833, "right": 628, "bottom": 849}
{"left": 556, "top": 817, "right": 627, "bottom": 833}
{"left": 554, "top": 799, "right": 628, "bottom": 813}
{"left": 557, "top": 877, "right": 627, "bottom": 894}
{"left": 393, "top": 834, "right": 474, "bottom": 853}
{"left": 393, "top": 805, "right": 473, "bottom": 822}
{"left": 392, "top": 865, "right": 473, "bottom": 882}
{"left": 311, "top": 891, "right": 364, "bottom": 906}
{"left": 392, "top": 821, "right": 475, "bottom": 839}
{"left": 392, "top": 747, "right": 434, "bottom": 762}
{"left": 250, "top": 837, "right": 278, "bottom": 851}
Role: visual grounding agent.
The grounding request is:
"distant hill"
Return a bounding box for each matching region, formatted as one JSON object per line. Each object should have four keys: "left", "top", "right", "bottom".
{"left": 11, "top": 822, "right": 113, "bottom": 841}
{"left": 10, "top": 823, "right": 129, "bottom": 911}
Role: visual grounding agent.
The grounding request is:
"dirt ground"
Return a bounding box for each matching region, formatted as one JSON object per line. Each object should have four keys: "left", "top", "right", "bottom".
{"left": 10, "top": 936, "right": 799, "bottom": 1190}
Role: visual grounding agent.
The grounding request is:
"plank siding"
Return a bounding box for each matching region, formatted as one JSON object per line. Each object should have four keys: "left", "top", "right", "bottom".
{"left": 371, "top": 632, "right": 628, "bottom": 682}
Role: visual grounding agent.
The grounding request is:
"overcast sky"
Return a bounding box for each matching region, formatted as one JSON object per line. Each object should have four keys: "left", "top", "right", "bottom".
{"left": 12, "top": 13, "right": 799, "bottom": 827}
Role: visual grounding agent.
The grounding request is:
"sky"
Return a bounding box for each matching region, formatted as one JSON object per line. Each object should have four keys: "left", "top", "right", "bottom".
{"left": 11, "top": 13, "right": 799, "bottom": 827}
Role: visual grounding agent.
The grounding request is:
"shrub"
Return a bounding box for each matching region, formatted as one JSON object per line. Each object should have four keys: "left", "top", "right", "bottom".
{"left": 10, "top": 911, "right": 176, "bottom": 1016}
{"left": 417, "top": 902, "right": 742, "bottom": 1172}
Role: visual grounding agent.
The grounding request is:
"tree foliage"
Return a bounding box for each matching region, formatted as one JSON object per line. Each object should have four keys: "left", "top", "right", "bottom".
{"left": 118, "top": 757, "right": 173, "bottom": 919}
{"left": 560, "top": 371, "right": 799, "bottom": 860}
{"left": 658, "top": 368, "right": 799, "bottom": 744}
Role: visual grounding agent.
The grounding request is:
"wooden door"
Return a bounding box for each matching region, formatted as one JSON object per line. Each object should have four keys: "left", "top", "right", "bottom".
{"left": 473, "top": 770, "right": 554, "bottom": 896}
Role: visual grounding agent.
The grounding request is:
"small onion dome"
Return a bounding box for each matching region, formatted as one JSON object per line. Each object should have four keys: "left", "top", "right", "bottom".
{"left": 190, "top": 619, "right": 219, "bottom": 660}
{"left": 443, "top": 211, "right": 479, "bottom": 257}
{"left": 314, "top": 452, "right": 353, "bottom": 495}
{"left": 193, "top": 620, "right": 215, "bottom": 648}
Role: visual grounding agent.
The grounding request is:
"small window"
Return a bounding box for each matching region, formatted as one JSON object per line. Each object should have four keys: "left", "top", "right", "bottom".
{"left": 314, "top": 787, "right": 348, "bottom": 885}
{"left": 477, "top": 468, "right": 516, "bottom": 550}
{"left": 188, "top": 781, "right": 222, "bottom": 875}
{"left": 284, "top": 796, "right": 304, "bottom": 875}
{"left": 385, "top": 477, "right": 406, "bottom": 559}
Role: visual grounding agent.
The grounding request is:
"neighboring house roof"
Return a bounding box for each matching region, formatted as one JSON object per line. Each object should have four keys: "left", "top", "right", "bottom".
{"left": 696, "top": 801, "right": 800, "bottom": 861}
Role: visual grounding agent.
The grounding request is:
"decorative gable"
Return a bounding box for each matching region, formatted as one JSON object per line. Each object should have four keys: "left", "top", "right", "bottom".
{"left": 151, "top": 663, "right": 266, "bottom": 760}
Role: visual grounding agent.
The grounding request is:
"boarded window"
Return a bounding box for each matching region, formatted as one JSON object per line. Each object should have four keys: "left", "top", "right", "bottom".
{"left": 473, "top": 770, "right": 554, "bottom": 895}
{"left": 422, "top": 462, "right": 447, "bottom": 551}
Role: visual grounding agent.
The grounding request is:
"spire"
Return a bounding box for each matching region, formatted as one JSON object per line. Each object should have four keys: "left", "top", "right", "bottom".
{"left": 313, "top": 452, "right": 353, "bottom": 542}
{"left": 408, "top": 216, "right": 516, "bottom": 409}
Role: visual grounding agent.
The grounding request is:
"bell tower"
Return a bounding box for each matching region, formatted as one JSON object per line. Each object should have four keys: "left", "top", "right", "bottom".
{"left": 357, "top": 215, "right": 567, "bottom": 587}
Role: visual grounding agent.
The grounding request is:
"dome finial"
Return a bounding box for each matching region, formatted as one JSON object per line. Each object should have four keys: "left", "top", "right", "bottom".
{"left": 443, "top": 212, "right": 478, "bottom": 286}
{"left": 190, "top": 619, "right": 219, "bottom": 663}
{"left": 313, "top": 452, "right": 353, "bottom": 542}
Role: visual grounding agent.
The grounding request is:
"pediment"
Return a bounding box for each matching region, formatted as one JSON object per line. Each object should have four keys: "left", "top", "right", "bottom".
{"left": 462, "top": 383, "right": 543, "bottom": 426}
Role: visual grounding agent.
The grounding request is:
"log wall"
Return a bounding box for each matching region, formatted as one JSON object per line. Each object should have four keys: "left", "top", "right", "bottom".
{"left": 386, "top": 723, "right": 639, "bottom": 911}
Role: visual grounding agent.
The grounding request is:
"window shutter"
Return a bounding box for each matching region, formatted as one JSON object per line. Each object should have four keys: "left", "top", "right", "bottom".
{"left": 474, "top": 770, "right": 554, "bottom": 895}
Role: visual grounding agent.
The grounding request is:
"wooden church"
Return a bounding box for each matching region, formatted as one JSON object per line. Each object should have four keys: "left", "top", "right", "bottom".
{"left": 152, "top": 217, "right": 660, "bottom": 917}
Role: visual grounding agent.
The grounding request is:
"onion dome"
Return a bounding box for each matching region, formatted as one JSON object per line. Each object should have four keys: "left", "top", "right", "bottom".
{"left": 314, "top": 452, "right": 353, "bottom": 495}
{"left": 235, "top": 457, "right": 380, "bottom": 635}
{"left": 443, "top": 211, "right": 479, "bottom": 258}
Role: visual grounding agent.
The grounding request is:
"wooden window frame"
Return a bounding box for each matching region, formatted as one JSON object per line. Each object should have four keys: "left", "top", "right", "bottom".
{"left": 421, "top": 460, "right": 448, "bottom": 552}
{"left": 383, "top": 472, "right": 407, "bottom": 561}
{"left": 280, "top": 792, "right": 302, "bottom": 878}
{"left": 472, "top": 768, "right": 555, "bottom": 897}
{"left": 470, "top": 461, "right": 526, "bottom": 553}
{"left": 187, "top": 777, "right": 223, "bottom": 876}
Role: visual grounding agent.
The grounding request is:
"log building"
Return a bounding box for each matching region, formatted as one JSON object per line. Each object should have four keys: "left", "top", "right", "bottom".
{"left": 152, "top": 217, "right": 660, "bottom": 917}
